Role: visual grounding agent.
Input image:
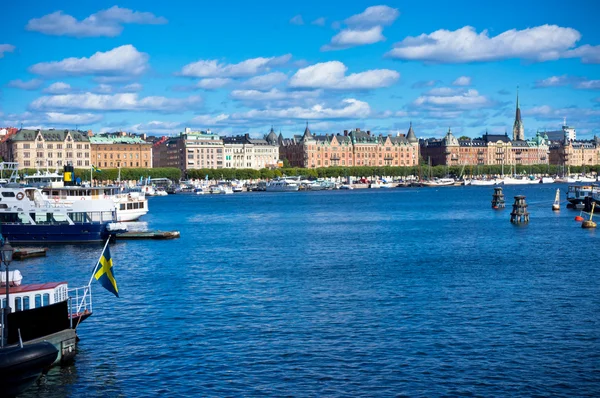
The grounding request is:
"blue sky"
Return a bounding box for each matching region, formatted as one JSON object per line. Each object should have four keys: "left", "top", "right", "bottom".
{"left": 1, "top": 0, "right": 599, "bottom": 139}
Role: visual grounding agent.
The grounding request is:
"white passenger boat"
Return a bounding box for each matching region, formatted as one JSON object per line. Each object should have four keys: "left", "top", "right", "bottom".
{"left": 209, "top": 184, "right": 233, "bottom": 194}
{"left": 541, "top": 177, "right": 555, "bottom": 184}
{"left": 469, "top": 178, "right": 502, "bottom": 186}
{"left": 266, "top": 178, "right": 299, "bottom": 192}
{"left": 502, "top": 176, "right": 538, "bottom": 185}
{"left": 42, "top": 186, "right": 148, "bottom": 222}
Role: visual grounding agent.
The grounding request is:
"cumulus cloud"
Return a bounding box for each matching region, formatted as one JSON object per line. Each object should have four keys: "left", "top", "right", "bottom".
{"left": 413, "top": 89, "right": 492, "bottom": 109}
{"left": 289, "top": 61, "right": 399, "bottom": 90}
{"left": 0, "top": 44, "right": 15, "bottom": 58}
{"left": 45, "top": 112, "right": 103, "bottom": 124}
{"left": 230, "top": 88, "right": 321, "bottom": 104}
{"left": 526, "top": 105, "right": 600, "bottom": 121}
{"left": 322, "top": 5, "right": 399, "bottom": 51}
{"left": 534, "top": 75, "right": 572, "bottom": 88}
{"left": 386, "top": 25, "right": 599, "bottom": 64}
{"left": 534, "top": 75, "right": 600, "bottom": 89}
{"left": 131, "top": 121, "right": 183, "bottom": 133}
{"left": 29, "top": 45, "right": 149, "bottom": 77}
{"left": 344, "top": 5, "right": 400, "bottom": 29}
{"left": 30, "top": 93, "right": 202, "bottom": 113}
{"left": 322, "top": 26, "right": 385, "bottom": 51}
{"left": 290, "top": 15, "right": 304, "bottom": 25}
{"left": 576, "top": 80, "right": 600, "bottom": 90}
{"left": 178, "top": 54, "right": 291, "bottom": 78}
{"left": 195, "top": 78, "right": 233, "bottom": 90}
{"left": 235, "top": 98, "right": 371, "bottom": 120}
{"left": 43, "top": 82, "right": 73, "bottom": 94}
{"left": 26, "top": 6, "right": 167, "bottom": 37}
{"left": 312, "top": 17, "right": 326, "bottom": 26}
{"left": 452, "top": 76, "right": 471, "bottom": 86}
{"left": 424, "top": 87, "right": 464, "bottom": 96}
{"left": 189, "top": 114, "right": 231, "bottom": 125}
{"left": 7, "top": 79, "right": 43, "bottom": 90}
{"left": 122, "top": 83, "right": 143, "bottom": 93}
{"left": 241, "top": 72, "right": 288, "bottom": 89}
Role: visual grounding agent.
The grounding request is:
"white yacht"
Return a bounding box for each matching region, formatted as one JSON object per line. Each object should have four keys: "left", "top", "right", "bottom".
{"left": 266, "top": 178, "right": 299, "bottom": 192}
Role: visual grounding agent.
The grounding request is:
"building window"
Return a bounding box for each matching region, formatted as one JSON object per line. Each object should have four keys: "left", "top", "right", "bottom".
{"left": 57, "top": 144, "right": 62, "bottom": 149}
{"left": 67, "top": 144, "right": 72, "bottom": 149}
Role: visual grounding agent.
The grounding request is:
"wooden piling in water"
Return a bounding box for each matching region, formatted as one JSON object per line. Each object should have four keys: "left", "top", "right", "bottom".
{"left": 491, "top": 187, "right": 505, "bottom": 209}
{"left": 510, "top": 195, "right": 529, "bottom": 224}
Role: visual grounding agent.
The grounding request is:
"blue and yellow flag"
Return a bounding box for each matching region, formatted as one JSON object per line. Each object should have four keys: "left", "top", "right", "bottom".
{"left": 94, "top": 245, "right": 119, "bottom": 297}
{"left": 92, "top": 165, "right": 102, "bottom": 173}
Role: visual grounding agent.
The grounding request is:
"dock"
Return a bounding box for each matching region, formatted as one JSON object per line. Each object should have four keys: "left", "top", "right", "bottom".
{"left": 117, "top": 230, "right": 180, "bottom": 240}
{"left": 14, "top": 247, "right": 48, "bottom": 260}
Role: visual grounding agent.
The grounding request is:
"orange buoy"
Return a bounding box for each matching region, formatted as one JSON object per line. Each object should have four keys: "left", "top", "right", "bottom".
{"left": 575, "top": 215, "right": 584, "bottom": 222}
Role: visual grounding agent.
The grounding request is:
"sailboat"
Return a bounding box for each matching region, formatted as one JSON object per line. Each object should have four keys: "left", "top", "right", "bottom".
{"left": 552, "top": 189, "right": 560, "bottom": 211}
{"left": 582, "top": 202, "right": 597, "bottom": 229}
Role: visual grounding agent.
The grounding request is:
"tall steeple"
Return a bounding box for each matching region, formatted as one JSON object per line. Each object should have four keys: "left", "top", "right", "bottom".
{"left": 512, "top": 86, "right": 524, "bottom": 141}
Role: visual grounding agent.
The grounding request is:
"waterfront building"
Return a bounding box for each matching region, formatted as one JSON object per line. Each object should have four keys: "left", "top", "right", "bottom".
{"left": 4, "top": 129, "right": 91, "bottom": 170}
{"left": 153, "top": 128, "right": 223, "bottom": 171}
{"left": 223, "top": 130, "right": 280, "bottom": 169}
{"left": 152, "top": 128, "right": 280, "bottom": 171}
{"left": 548, "top": 136, "right": 600, "bottom": 167}
{"left": 420, "top": 129, "right": 549, "bottom": 167}
{"left": 279, "top": 124, "right": 419, "bottom": 169}
{"left": 544, "top": 119, "right": 577, "bottom": 142}
{"left": 89, "top": 132, "right": 152, "bottom": 169}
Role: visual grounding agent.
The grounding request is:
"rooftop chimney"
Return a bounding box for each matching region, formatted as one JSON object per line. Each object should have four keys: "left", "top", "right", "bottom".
{"left": 344, "top": 131, "right": 348, "bottom": 136}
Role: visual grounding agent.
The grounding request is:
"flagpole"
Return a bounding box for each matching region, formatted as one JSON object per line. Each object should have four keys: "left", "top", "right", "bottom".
{"left": 90, "top": 165, "right": 93, "bottom": 186}
{"left": 77, "top": 237, "right": 110, "bottom": 314}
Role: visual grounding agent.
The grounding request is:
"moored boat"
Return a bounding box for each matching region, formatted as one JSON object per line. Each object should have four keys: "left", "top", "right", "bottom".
{"left": 266, "top": 178, "right": 299, "bottom": 192}
{"left": 567, "top": 185, "right": 598, "bottom": 207}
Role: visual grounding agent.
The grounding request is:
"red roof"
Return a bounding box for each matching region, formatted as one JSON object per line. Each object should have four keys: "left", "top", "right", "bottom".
{"left": 4, "top": 282, "right": 68, "bottom": 294}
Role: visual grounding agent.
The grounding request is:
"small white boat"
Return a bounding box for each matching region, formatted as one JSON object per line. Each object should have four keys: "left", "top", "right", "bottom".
{"left": 339, "top": 184, "right": 354, "bottom": 190}
{"left": 541, "top": 177, "right": 555, "bottom": 184}
{"left": 470, "top": 179, "right": 501, "bottom": 186}
{"left": 421, "top": 178, "right": 455, "bottom": 187}
{"left": 266, "top": 178, "right": 299, "bottom": 192}
{"left": 502, "top": 176, "right": 538, "bottom": 185}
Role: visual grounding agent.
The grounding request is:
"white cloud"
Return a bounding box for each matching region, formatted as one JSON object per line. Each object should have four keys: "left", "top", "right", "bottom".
{"left": 563, "top": 45, "right": 600, "bottom": 64}
{"left": 289, "top": 61, "right": 399, "bottom": 90}
{"left": 386, "top": 25, "right": 596, "bottom": 63}
{"left": 230, "top": 88, "right": 321, "bottom": 103}
{"left": 30, "top": 93, "right": 202, "bottom": 113}
{"left": 322, "top": 26, "right": 385, "bottom": 51}
{"left": 290, "top": 15, "right": 304, "bottom": 25}
{"left": 26, "top": 6, "right": 167, "bottom": 38}
{"left": 234, "top": 98, "right": 371, "bottom": 120}
{"left": 131, "top": 121, "right": 183, "bottom": 134}
{"left": 189, "top": 114, "right": 231, "bottom": 125}
{"left": 122, "top": 83, "right": 143, "bottom": 92}
{"left": 43, "top": 82, "right": 72, "bottom": 94}
{"left": 413, "top": 89, "right": 491, "bottom": 109}
{"left": 7, "top": 79, "right": 43, "bottom": 90}
{"left": 94, "top": 84, "right": 113, "bottom": 94}
{"left": 575, "top": 80, "right": 600, "bottom": 90}
{"left": 0, "top": 44, "right": 15, "bottom": 58}
{"left": 534, "top": 75, "right": 572, "bottom": 88}
{"left": 179, "top": 54, "right": 291, "bottom": 78}
{"left": 45, "top": 112, "right": 103, "bottom": 124}
{"left": 344, "top": 5, "right": 399, "bottom": 28}
{"left": 527, "top": 105, "right": 600, "bottom": 120}
{"left": 452, "top": 76, "right": 471, "bottom": 86}
{"left": 29, "top": 45, "right": 149, "bottom": 77}
{"left": 196, "top": 78, "right": 233, "bottom": 90}
{"left": 242, "top": 72, "right": 288, "bottom": 89}
{"left": 322, "top": 5, "right": 399, "bottom": 50}
{"left": 312, "top": 17, "right": 326, "bottom": 26}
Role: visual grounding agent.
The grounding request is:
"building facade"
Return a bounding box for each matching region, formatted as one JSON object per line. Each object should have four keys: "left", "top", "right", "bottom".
{"left": 6, "top": 129, "right": 91, "bottom": 169}
{"left": 90, "top": 132, "right": 152, "bottom": 169}
{"left": 152, "top": 128, "right": 280, "bottom": 172}
{"left": 549, "top": 137, "right": 600, "bottom": 167}
{"left": 280, "top": 124, "right": 420, "bottom": 169}
{"left": 223, "top": 130, "right": 280, "bottom": 169}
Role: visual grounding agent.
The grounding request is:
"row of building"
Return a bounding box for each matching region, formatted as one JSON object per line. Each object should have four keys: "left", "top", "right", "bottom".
{"left": 0, "top": 93, "right": 598, "bottom": 171}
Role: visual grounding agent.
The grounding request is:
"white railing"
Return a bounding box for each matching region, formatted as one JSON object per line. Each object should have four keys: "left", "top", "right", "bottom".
{"left": 69, "top": 284, "right": 93, "bottom": 319}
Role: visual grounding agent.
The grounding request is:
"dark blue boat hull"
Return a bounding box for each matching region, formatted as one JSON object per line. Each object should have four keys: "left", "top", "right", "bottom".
{"left": 0, "top": 223, "right": 110, "bottom": 244}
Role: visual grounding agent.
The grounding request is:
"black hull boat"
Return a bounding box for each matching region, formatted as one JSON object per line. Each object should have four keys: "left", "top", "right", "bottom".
{"left": 0, "top": 342, "right": 58, "bottom": 397}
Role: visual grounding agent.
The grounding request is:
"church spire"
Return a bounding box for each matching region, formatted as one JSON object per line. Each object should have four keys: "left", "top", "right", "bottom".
{"left": 512, "top": 86, "right": 524, "bottom": 141}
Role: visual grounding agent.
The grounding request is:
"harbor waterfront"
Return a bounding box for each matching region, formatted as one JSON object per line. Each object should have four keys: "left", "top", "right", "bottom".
{"left": 17, "top": 184, "right": 600, "bottom": 397}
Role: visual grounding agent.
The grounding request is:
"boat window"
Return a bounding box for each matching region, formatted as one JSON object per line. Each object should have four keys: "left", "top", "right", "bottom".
{"left": 0, "top": 204, "right": 7, "bottom": 209}
{"left": 23, "top": 296, "right": 30, "bottom": 310}
{"left": 43, "top": 293, "right": 50, "bottom": 306}
{"left": 1, "top": 298, "right": 5, "bottom": 308}
{"left": 15, "top": 297, "right": 22, "bottom": 311}
{"left": 35, "top": 294, "right": 41, "bottom": 308}
{"left": 120, "top": 204, "right": 126, "bottom": 210}
{"left": 1, "top": 191, "right": 15, "bottom": 197}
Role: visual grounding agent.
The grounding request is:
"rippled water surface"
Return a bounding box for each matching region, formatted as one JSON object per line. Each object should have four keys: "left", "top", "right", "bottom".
{"left": 19, "top": 185, "right": 600, "bottom": 397}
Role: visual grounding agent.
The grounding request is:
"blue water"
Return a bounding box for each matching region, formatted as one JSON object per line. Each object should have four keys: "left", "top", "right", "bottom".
{"left": 19, "top": 185, "right": 600, "bottom": 397}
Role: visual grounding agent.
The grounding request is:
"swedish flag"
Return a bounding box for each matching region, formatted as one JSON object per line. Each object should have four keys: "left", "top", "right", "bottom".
{"left": 94, "top": 245, "right": 119, "bottom": 297}
{"left": 92, "top": 165, "right": 102, "bottom": 173}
